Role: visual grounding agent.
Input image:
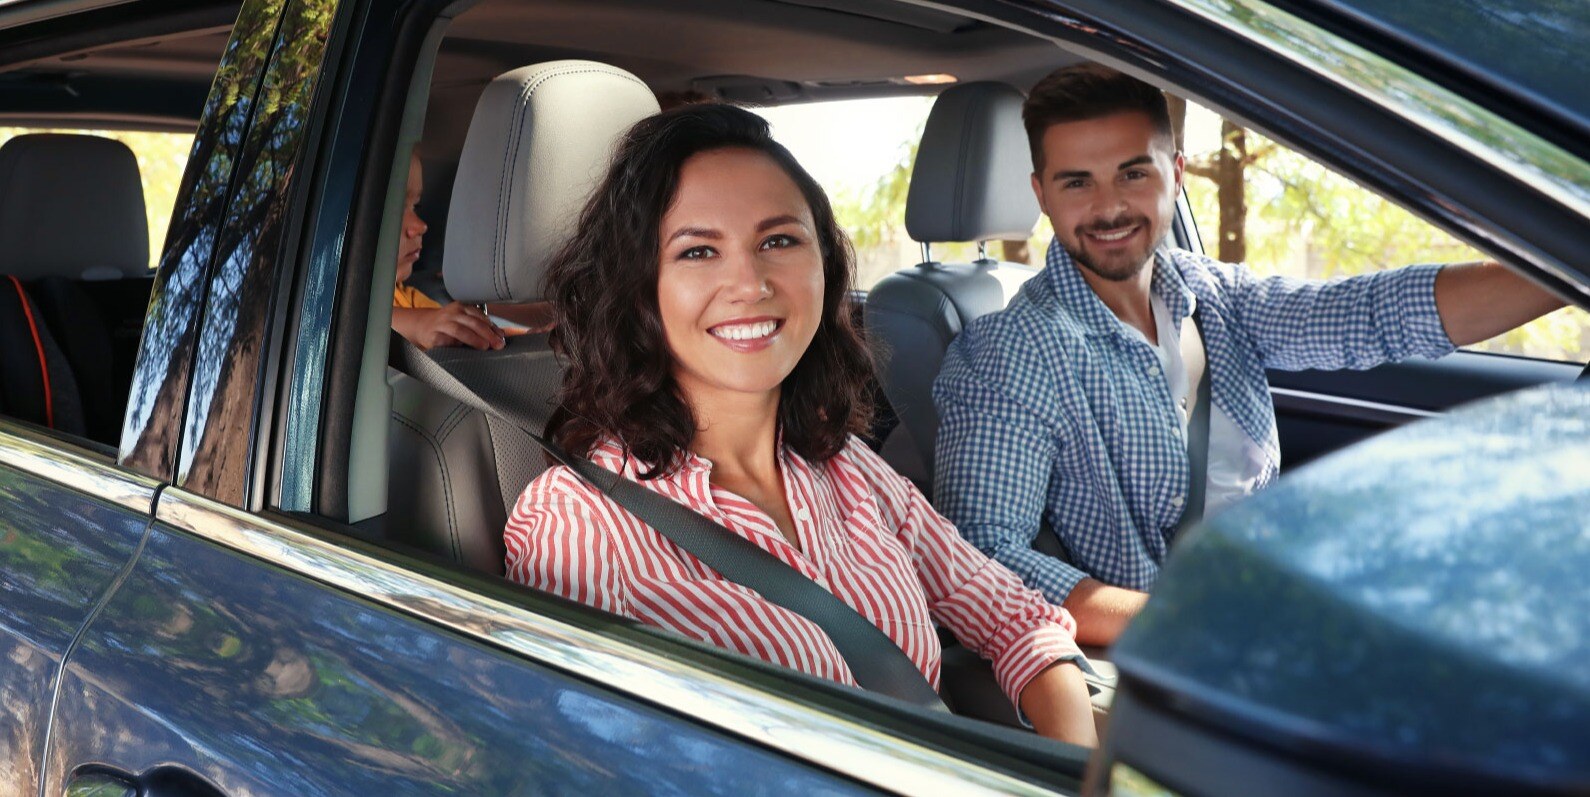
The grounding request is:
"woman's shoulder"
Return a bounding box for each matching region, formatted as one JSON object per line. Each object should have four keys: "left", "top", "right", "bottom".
{"left": 511, "top": 439, "right": 632, "bottom": 514}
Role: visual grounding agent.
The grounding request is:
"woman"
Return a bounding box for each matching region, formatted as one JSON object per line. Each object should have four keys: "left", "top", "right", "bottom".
{"left": 504, "top": 104, "right": 1096, "bottom": 746}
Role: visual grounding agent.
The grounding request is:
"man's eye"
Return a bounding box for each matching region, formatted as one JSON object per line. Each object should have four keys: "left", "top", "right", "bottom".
{"left": 680, "top": 245, "right": 715, "bottom": 260}
{"left": 1063, "top": 179, "right": 1087, "bottom": 189}
{"left": 761, "top": 234, "right": 799, "bottom": 250}
{"left": 1123, "top": 170, "right": 1147, "bottom": 180}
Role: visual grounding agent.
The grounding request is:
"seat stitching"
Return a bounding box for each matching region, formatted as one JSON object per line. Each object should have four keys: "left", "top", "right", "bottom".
{"left": 392, "top": 412, "right": 460, "bottom": 561}
{"left": 436, "top": 401, "right": 469, "bottom": 443}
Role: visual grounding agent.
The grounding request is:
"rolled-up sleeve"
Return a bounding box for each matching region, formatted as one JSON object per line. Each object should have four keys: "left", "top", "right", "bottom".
{"left": 934, "top": 326, "right": 1091, "bottom": 604}
{"left": 850, "top": 442, "right": 1088, "bottom": 709}
{"left": 1218, "top": 260, "right": 1457, "bottom": 371}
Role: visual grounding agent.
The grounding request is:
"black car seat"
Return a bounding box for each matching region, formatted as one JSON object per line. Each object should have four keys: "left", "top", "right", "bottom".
{"left": 864, "top": 82, "right": 1042, "bottom": 494}
{"left": 0, "top": 134, "right": 154, "bottom": 446}
{"left": 386, "top": 61, "right": 659, "bottom": 574}
{"left": 0, "top": 275, "right": 85, "bottom": 437}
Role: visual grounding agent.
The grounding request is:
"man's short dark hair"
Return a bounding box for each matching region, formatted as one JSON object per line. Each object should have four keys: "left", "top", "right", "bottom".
{"left": 1022, "top": 64, "right": 1174, "bottom": 172}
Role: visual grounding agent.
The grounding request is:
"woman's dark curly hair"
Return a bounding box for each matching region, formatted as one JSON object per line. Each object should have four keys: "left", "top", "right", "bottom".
{"left": 543, "top": 103, "right": 875, "bottom": 478}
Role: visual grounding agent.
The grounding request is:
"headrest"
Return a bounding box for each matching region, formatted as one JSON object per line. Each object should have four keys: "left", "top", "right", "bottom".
{"left": 904, "top": 82, "right": 1039, "bottom": 244}
{"left": 444, "top": 60, "right": 660, "bottom": 303}
{"left": 0, "top": 134, "right": 149, "bottom": 280}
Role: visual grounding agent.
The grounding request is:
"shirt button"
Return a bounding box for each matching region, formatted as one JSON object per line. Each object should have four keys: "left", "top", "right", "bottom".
{"left": 795, "top": 507, "right": 811, "bottom": 522}
{"left": 1170, "top": 496, "right": 1185, "bottom": 508}
{"left": 1147, "top": 364, "right": 1161, "bottom": 376}
{"left": 1180, "top": 397, "right": 1189, "bottom": 409}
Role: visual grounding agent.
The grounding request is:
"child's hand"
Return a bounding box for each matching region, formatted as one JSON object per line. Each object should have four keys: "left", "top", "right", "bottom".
{"left": 393, "top": 302, "right": 506, "bottom": 351}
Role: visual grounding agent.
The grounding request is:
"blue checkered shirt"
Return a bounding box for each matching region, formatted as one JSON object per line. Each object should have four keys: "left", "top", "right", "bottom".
{"left": 933, "top": 239, "right": 1455, "bottom": 601}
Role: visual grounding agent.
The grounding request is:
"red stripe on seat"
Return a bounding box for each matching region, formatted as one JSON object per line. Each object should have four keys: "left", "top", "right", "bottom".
{"left": 6, "top": 275, "right": 54, "bottom": 429}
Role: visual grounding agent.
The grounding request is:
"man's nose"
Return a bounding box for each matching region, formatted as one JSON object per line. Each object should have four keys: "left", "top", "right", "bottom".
{"left": 1094, "top": 182, "right": 1128, "bottom": 214}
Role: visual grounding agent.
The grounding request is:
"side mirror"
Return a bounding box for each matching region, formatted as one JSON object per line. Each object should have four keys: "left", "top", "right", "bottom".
{"left": 1090, "top": 384, "right": 1590, "bottom": 796}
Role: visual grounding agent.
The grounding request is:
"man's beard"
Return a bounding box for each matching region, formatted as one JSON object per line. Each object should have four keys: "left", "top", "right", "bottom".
{"left": 1066, "top": 213, "right": 1160, "bottom": 282}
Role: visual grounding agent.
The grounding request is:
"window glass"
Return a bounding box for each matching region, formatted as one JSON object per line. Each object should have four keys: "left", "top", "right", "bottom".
{"left": 0, "top": 128, "right": 195, "bottom": 273}
{"left": 755, "top": 97, "right": 1049, "bottom": 289}
{"left": 1178, "top": 102, "right": 1589, "bottom": 362}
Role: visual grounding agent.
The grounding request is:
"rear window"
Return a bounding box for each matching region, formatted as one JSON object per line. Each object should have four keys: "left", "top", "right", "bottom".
{"left": 0, "top": 127, "right": 194, "bottom": 272}
{"left": 755, "top": 97, "right": 1049, "bottom": 289}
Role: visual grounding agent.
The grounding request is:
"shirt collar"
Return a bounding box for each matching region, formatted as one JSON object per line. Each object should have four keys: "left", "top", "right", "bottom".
{"left": 1040, "top": 237, "right": 1197, "bottom": 337}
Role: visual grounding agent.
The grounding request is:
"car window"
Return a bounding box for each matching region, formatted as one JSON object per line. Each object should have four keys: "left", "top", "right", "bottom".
{"left": 0, "top": 128, "right": 193, "bottom": 273}
{"left": 0, "top": 126, "right": 195, "bottom": 449}
{"left": 1178, "top": 101, "right": 1590, "bottom": 363}
{"left": 755, "top": 98, "right": 1051, "bottom": 289}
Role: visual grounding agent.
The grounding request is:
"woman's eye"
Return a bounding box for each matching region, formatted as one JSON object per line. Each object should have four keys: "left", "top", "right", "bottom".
{"left": 761, "top": 234, "right": 799, "bottom": 250}
{"left": 679, "top": 245, "right": 715, "bottom": 260}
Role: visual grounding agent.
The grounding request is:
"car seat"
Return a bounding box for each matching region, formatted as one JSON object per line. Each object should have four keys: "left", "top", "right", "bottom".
{"left": 0, "top": 133, "right": 154, "bottom": 446}
{"left": 864, "top": 82, "right": 1042, "bottom": 493}
{"left": 386, "top": 60, "right": 659, "bottom": 574}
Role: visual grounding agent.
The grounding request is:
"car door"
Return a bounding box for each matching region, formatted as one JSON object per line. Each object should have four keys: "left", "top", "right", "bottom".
{"left": 0, "top": 1, "right": 224, "bottom": 793}
{"left": 0, "top": 427, "right": 157, "bottom": 797}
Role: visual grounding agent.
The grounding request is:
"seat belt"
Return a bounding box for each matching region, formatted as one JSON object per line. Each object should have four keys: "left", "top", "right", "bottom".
{"left": 388, "top": 333, "right": 949, "bottom": 711}
{"left": 1178, "top": 310, "right": 1212, "bottom": 535}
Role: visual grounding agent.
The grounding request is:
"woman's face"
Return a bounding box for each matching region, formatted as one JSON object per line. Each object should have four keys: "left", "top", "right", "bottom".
{"left": 656, "top": 147, "right": 825, "bottom": 407}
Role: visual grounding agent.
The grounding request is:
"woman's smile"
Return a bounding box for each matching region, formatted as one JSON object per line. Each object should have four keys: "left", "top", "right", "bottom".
{"left": 707, "top": 316, "right": 785, "bottom": 350}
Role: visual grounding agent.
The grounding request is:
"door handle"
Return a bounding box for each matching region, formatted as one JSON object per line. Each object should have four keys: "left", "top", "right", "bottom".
{"left": 66, "top": 764, "right": 228, "bottom": 797}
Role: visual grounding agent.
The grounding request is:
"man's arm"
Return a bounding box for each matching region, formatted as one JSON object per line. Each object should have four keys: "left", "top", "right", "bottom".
{"left": 1433, "top": 261, "right": 1566, "bottom": 346}
{"left": 1062, "top": 578, "right": 1147, "bottom": 646}
{"left": 933, "top": 331, "right": 1094, "bottom": 611}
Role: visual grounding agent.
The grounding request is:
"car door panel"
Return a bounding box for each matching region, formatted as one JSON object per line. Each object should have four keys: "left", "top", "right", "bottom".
{"left": 0, "top": 430, "right": 155, "bottom": 796}
{"left": 45, "top": 515, "right": 880, "bottom": 796}
{"left": 1269, "top": 350, "right": 1580, "bottom": 467}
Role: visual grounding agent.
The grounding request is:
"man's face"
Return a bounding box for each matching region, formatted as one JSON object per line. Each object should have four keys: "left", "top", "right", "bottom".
{"left": 1030, "top": 111, "right": 1184, "bottom": 283}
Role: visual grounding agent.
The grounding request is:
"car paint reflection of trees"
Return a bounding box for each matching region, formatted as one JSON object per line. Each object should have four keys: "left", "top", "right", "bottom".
{"left": 54, "top": 525, "right": 864, "bottom": 795}
{"left": 179, "top": 0, "right": 338, "bottom": 502}
{"left": 1117, "top": 385, "right": 1590, "bottom": 781}
{"left": 0, "top": 470, "right": 148, "bottom": 795}
{"left": 120, "top": 0, "right": 290, "bottom": 480}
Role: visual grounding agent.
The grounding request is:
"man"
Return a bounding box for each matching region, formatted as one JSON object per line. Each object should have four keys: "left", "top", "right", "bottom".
{"left": 932, "top": 64, "right": 1565, "bottom": 646}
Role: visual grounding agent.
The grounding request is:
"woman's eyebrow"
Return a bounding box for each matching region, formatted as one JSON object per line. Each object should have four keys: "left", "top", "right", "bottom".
{"left": 665, "top": 226, "right": 721, "bottom": 244}
{"left": 756, "top": 214, "right": 805, "bottom": 232}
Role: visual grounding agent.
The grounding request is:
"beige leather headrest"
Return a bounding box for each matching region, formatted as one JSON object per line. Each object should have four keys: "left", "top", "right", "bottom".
{"left": 444, "top": 60, "right": 660, "bottom": 303}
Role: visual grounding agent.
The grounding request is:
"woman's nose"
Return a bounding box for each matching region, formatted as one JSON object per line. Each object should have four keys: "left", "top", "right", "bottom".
{"left": 724, "top": 251, "right": 772, "bottom": 301}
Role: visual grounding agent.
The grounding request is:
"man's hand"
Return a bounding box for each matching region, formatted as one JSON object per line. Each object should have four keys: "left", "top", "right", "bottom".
{"left": 1019, "top": 661, "right": 1099, "bottom": 748}
{"left": 1062, "top": 578, "right": 1148, "bottom": 646}
{"left": 393, "top": 302, "right": 506, "bottom": 351}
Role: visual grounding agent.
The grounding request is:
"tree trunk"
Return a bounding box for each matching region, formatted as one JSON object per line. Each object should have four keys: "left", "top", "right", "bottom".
{"left": 1215, "top": 120, "right": 1248, "bottom": 264}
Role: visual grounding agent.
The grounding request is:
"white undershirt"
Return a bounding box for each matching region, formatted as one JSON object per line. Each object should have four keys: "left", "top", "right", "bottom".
{"left": 1136, "top": 294, "right": 1268, "bottom": 519}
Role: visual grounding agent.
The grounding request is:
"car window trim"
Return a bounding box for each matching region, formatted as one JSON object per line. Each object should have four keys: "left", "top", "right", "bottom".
{"left": 0, "top": 420, "right": 160, "bottom": 514}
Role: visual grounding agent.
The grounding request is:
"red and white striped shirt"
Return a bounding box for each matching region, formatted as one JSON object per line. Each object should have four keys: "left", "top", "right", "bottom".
{"left": 504, "top": 436, "right": 1084, "bottom": 708}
